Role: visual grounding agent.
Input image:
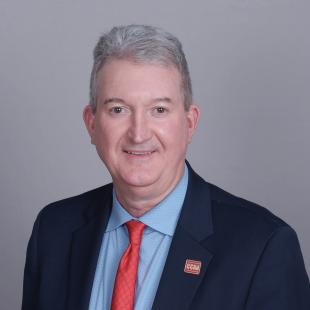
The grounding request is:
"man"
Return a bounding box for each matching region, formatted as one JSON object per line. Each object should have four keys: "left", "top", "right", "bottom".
{"left": 22, "top": 25, "right": 310, "bottom": 310}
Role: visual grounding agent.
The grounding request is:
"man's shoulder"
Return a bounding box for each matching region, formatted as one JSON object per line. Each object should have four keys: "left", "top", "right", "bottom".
{"left": 188, "top": 164, "right": 288, "bottom": 234}
{"left": 206, "top": 181, "right": 290, "bottom": 241}
{"left": 37, "top": 183, "right": 113, "bottom": 228}
{"left": 209, "top": 183, "right": 287, "bottom": 226}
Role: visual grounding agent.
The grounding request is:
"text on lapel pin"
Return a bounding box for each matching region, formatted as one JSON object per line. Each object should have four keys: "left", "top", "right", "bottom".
{"left": 184, "top": 259, "right": 201, "bottom": 275}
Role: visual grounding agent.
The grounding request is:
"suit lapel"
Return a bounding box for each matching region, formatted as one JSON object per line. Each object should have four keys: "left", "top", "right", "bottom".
{"left": 66, "top": 186, "right": 113, "bottom": 310}
{"left": 152, "top": 164, "right": 214, "bottom": 310}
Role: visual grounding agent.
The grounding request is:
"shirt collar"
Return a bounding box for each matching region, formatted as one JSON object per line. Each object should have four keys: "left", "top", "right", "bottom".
{"left": 106, "top": 164, "right": 188, "bottom": 237}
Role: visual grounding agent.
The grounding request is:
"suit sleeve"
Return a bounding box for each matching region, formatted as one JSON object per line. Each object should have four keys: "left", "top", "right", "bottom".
{"left": 21, "top": 211, "right": 42, "bottom": 310}
{"left": 245, "top": 225, "right": 310, "bottom": 310}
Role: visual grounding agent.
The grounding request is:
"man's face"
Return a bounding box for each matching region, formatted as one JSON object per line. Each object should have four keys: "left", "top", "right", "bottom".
{"left": 84, "top": 59, "right": 199, "bottom": 196}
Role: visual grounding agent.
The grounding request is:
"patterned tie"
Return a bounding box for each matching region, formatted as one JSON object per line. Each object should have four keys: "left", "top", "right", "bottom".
{"left": 111, "top": 220, "right": 146, "bottom": 310}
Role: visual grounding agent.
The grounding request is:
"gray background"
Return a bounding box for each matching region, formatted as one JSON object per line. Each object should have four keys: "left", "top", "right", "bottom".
{"left": 1, "top": 0, "right": 309, "bottom": 308}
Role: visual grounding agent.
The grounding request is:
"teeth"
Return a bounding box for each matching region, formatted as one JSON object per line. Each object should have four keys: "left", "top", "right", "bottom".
{"left": 126, "top": 151, "right": 152, "bottom": 155}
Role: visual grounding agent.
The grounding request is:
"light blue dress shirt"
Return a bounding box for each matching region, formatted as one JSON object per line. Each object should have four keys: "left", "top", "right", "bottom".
{"left": 89, "top": 166, "right": 188, "bottom": 310}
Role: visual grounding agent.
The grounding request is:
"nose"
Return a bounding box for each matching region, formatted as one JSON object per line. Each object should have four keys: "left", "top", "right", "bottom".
{"left": 127, "top": 110, "right": 152, "bottom": 143}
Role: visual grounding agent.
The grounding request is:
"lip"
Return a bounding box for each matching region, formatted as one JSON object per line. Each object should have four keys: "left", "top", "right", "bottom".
{"left": 123, "top": 150, "right": 156, "bottom": 157}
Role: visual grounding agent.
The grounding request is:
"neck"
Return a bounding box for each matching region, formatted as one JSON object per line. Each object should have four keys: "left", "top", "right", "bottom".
{"left": 114, "top": 168, "right": 185, "bottom": 218}
{"left": 115, "top": 192, "right": 164, "bottom": 218}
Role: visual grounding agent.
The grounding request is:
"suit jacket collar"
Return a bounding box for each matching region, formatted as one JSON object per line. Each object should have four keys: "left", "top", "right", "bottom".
{"left": 178, "top": 161, "right": 214, "bottom": 241}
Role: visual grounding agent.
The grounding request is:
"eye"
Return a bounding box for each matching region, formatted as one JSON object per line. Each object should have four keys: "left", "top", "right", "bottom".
{"left": 154, "top": 106, "right": 167, "bottom": 114}
{"left": 110, "top": 106, "right": 124, "bottom": 114}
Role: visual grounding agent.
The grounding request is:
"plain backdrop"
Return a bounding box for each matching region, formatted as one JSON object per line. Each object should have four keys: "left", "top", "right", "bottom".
{"left": 1, "top": 0, "right": 309, "bottom": 308}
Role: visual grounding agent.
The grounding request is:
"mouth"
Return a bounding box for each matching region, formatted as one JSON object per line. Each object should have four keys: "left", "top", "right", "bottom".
{"left": 123, "top": 150, "right": 156, "bottom": 156}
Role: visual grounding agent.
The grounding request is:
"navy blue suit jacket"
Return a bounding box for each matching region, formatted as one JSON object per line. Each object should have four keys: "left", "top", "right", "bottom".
{"left": 22, "top": 164, "right": 310, "bottom": 309}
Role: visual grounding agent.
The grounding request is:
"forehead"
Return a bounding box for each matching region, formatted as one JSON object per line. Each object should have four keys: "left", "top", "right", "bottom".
{"left": 96, "top": 59, "right": 183, "bottom": 100}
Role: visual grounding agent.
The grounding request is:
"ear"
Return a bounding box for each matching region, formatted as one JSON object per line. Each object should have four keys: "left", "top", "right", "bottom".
{"left": 83, "top": 104, "right": 96, "bottom": 144}
{"left": 186, "top": 104, "right": 200, "bottom": 143}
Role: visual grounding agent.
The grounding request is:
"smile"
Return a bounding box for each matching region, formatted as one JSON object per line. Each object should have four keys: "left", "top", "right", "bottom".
{"left": 124, "top": 150, "right": 155, "bottom": 155}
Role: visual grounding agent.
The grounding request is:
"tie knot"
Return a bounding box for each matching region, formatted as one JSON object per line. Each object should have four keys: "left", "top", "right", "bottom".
{"left": 126, "top": 220, "right": 146, "bottom": 245}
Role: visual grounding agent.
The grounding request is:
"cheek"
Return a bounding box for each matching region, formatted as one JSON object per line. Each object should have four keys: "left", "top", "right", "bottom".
{"left": 94, "top": 117, "right": 116, "bottom": 143}
{"left": 93, "top": 121, "right": 128, "bottom": 156}
{"left": 157, "top": 119, "right": 189, "bottom": 147}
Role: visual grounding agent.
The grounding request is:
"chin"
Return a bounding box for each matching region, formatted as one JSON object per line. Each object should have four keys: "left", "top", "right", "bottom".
{"left": 120, "top": 171, "right": 159, "bottom": 188}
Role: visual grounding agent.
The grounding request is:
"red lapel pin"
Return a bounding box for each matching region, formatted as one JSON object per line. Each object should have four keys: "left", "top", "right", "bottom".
{"left": 184, "top": 259, "right": 202, "bottom": 275}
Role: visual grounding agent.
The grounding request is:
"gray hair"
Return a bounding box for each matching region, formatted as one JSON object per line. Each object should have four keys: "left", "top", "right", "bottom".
{"left": 89, "top": 24, "right": 193, "bottom": 112}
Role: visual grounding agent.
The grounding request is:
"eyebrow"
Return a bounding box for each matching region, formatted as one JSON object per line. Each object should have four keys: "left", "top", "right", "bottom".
{"left": 102, "top": 97, "right": 173, "bottom": 105}
{"left": 103, "top": 97, "right": 125, "bottom": 105}
{"left": 152, "top": 97, "right": 172, "bottom": 104}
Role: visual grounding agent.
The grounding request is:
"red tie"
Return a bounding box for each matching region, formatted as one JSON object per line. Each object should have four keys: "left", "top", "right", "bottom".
{"left": 111, "top": 220, "right": 146, "bottom": 310}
